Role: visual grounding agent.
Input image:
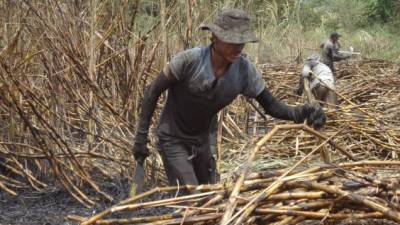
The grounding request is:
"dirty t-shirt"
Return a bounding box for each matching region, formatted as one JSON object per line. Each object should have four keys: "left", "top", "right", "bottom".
{"left": 321, "top": 39, "right": 341, "bottom": 72}
{"left": 157, "top": 45, "right": 265, "bottom": 142}
{"left": 302, "top": 61, "right": 335, "bottom": 90}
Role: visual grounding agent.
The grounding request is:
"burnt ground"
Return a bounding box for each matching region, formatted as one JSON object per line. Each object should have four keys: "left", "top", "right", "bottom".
{"left": 0, "top": 180, "right": 131, "bottom": 225}
{"left": 0, "top": 179, "right": 176, "bottom": 225}
{"left": 1, "top": 189, "right": 92, "bottom": 225}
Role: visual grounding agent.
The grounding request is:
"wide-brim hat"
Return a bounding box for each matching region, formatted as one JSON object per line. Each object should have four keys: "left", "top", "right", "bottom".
{"left": 200, "top": 9, "right": 258, "bottom": 44}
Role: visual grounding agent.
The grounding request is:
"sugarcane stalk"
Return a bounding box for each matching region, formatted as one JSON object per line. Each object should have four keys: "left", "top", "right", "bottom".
{"left": 139, "top": 213, "right": 223, "bottom": 225}
{"left": 255, "top": 208, "right": 384, "bottom": 219}
{"left": 221, "top": 124, "right": 301, "bottom": 225}
{"left": 0, "top": 180, "right": 17, "bottom": 196}
{"left": 303, "top": 77, "right": 331, "bottom": 163}
{"left": 339, "top": 160, "right": 400, "bottom": 167}
{"left": 229, "top": 130, "right": 341, "bottom": 225}
{"left": 296, "top": 180, "right": 400, "bottom": 223}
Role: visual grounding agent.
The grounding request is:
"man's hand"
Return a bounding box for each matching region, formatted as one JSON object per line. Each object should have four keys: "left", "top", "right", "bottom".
{"left": 306, "top": 106, "right": 326, "bottom": 130}
{"left": 133, "top": 142, "right": 150, "bottom": 164}
{"left": 293, "top": 103, "right": 326, "bottom": 129}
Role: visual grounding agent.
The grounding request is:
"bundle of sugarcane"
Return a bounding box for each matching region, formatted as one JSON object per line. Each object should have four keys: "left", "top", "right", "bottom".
{"left": 74, "top": 120, "right": 399, "bottom": 224}
{"left": 73, "top": 159, "right": 400, "bottom": 225}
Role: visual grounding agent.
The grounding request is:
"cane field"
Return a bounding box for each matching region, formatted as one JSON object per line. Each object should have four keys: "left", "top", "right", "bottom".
{"left": 1, "top": 0, "right": 400, "bottom": 224}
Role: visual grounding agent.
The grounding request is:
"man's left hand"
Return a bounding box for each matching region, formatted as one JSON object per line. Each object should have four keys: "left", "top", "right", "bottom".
{"left": 294, "top": 103, "right": 326, "bottom": 129}
{"left": 306, "top": 106, "right": 326, "bottom": 130}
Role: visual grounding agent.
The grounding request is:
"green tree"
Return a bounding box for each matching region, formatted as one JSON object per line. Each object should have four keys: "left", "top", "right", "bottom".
{"left": 365, "top": 0, "right": 398, "bottom": 23}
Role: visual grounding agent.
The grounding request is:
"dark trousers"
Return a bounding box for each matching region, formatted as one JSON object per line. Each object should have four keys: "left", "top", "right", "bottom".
{"left": 158, "top": 137, "right": 217, "bottom": 186}
{"left": 312, "top": 84, "right": 338, "bottom": 108}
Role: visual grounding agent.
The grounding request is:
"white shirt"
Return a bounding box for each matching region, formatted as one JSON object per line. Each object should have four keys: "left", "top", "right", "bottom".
{"left": 301, "top": 61, "right": 334, "bottom": 90}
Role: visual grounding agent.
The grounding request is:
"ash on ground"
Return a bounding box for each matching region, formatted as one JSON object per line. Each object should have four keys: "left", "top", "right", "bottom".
{"left": 0, "top": 179, "right": 173, "bottom": 225}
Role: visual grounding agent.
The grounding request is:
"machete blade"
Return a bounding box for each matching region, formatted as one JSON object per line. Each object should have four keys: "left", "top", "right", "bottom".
{"left": 130, "top": 162, "right": 145, "bottom": 197}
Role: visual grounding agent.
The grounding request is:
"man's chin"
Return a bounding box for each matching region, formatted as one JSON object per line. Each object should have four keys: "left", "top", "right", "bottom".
{"left": 228, "top": 56, "right": 240, "bottom": 62}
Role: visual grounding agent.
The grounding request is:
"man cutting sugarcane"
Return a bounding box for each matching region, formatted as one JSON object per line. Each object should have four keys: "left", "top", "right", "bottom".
{"left": 296, "top": 54, "right": 338, "bottom": 108}
{"left": 320, "top": 32, "right": 351, "bottom": 73}
{"left": 132, "top": 9, "right": 326, "bottom": 190}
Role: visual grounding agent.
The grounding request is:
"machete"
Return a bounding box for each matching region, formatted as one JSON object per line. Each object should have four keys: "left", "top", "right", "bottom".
{"left": 339, "top": 46, "right": 361, "bottom": 55}
{"left": 130, "top": 158, "right": 145, "bottom": 197}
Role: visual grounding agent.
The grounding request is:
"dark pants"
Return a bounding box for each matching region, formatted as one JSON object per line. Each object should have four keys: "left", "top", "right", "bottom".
{"left": 158, "top": 137, "right": 217, "bottom": 186}
{"left": 312, "top": 84, "right": 337, "bottom": 108}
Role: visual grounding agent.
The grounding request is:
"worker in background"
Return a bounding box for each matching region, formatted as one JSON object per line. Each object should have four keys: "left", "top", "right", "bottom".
{"left": 296, "top": 54, "right": 337, "bottom": 108}
{"left": 133, "top": 9, "right": 326, "bottom": 188}
{"left": 320, "top": 32, "right": 350, "bottom": 74}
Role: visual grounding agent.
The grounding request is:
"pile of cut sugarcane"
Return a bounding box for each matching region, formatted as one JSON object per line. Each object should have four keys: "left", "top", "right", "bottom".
{"left": 75, "top": 160, "right": 400, "bottom": 224}
{"left": 72, "top": 59, "right": 400, "bottom": 224}
{"left": 219, "top": 58, "right": 400, "bottom": 168}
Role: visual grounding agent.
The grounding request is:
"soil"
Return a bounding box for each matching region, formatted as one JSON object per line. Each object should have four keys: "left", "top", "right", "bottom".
{"left": 0, "top": 180, "right": 131, "bottom": 225}
{"left": 0, "top": 179, "right": 176, "bottom": 225}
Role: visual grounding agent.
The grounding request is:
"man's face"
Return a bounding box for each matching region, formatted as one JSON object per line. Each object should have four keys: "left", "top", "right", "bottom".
{"left": 213, "top": 35, "right": 245, "bottom": 63}
{"left": 331, "top": 36, "right": 338, "bottom": 43}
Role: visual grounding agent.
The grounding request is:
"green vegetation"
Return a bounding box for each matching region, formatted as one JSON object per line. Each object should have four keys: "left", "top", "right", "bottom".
{"left": 248, "top": 0, "right": 400, "bottom": 62}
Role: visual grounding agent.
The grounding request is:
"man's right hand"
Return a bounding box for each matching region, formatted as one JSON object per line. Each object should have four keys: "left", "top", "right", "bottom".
{"left": 133, "top": 142, "right": 150, "bottom": 164}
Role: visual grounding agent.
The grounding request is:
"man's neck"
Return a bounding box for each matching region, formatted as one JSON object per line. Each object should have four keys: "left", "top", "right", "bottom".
{"left": 211, "top": 45, "right": 230, "bottom": 77}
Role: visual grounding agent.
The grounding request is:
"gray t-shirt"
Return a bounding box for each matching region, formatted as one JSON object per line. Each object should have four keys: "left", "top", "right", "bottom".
{"left": 321, "top": 39, "right": 346, "bottom": 72}
{"left": 157, "top": 45, "right": 265, "bottom": 141}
